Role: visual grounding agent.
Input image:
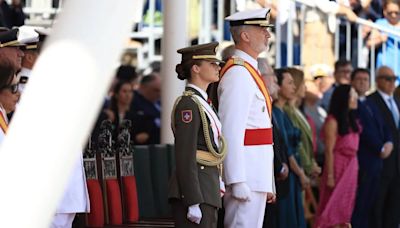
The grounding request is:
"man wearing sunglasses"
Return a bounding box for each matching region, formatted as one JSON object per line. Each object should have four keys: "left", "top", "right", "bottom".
{"left": 368, "top": 66, "right": 400, "bottom": 228}
{"left": 0, "top": 27, "right": 38, "bottom": 71}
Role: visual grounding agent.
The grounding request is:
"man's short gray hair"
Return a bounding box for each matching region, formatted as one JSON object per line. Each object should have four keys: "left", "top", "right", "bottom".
{"left": 221, "top": 44, "right": 236, "bottom": 62}
{"left": 257, "top": 57, "right": 272, "bottom": 76}
{"left": 230, "top": 25, "right": 246, "bottom": 44}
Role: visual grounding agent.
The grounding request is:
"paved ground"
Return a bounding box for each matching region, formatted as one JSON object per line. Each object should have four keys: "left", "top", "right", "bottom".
{"left": 103, "top": 219, "right": 174, "bottom": 228}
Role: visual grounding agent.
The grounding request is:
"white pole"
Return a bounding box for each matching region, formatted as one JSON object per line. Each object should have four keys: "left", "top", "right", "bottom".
{"left": 230, "top": 0, "right": 236, "bottom": 14}
{"left": 200, "top": 0, "right": 212, "bottom": 43}
{"left": 300, "top": 4, "right": 305, "bottom": 66}
{"left": 149, "top": 0, "right": 156, "bottom": 62}
{"left": 346, "top": 20, "right": 351, "bottom": 61}
{"left": 371, "top": 43, "right": 376, "bottom": 89}
{"left": 356, "top": 18, "right": 400, "bottom": 37}
{"left": 161, "top": 0, "right": 187, "bottom": 144}
{"left": 0, "top": 0, "right": 135, "bottom": 227}
{"left": 395, "top": 40, "right": 399, "bottom": 76}
{"left": 275, "top": 11, "right": 281, "bottom": 68}
{"left": 357, "top": 24, "right": 363, "bottom": 67}
{"left": 382, "top": 42, "right": 386, "bottom": 64}
{"left": 286, "top": 0, "right": 294, "bottom": 66}
{"left": 217, "top": 0, "right": 225, "bottom": 43}
{"left": 335, "top": 18, "right": 340, "bottom": 60}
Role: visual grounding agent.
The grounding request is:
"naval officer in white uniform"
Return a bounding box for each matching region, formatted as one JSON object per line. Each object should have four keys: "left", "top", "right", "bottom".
{"left": 51, "top": 150, "right": 90, "bottom": 228}
{"left": 218, "top": 8, "right": 276, "bottom": 228}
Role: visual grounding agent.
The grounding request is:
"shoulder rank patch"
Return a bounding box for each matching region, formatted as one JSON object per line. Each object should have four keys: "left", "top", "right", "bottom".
{"left": 181, "top": 110, "right": 193, "bottom": 123}
{"left": 232, "top": 57, "right": 245, "bottom": 66}
{"left": 183, "top": 90, "right": 195, "bottom": 96}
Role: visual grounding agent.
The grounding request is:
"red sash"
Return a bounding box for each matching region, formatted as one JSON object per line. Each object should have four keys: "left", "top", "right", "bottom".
{"left": 220, "top": 57, "right": 272, "bottom": 117}
{"left": 0, "top": 112, "right": 8, "bottom": 134}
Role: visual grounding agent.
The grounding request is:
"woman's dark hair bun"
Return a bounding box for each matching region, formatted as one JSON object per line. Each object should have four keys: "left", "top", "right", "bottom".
{"left": 175, "top": 63, "right": 186, "bottom": 80}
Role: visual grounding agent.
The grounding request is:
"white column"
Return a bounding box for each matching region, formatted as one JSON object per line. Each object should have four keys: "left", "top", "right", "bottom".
{"left": 275, "top": 10, "right": 281, "bottom": 68}
{"left": 0, "top": 0, "right": 135, "bottom": 227}
{"left": 346, "top": 20, "right": 351, "bottom": 61}
{"left": 161, "top": 0, "right": 187, "bottom": 144}
{"left": 357, "top": 24, "right": 363, "bottom": 67}
{"left": 217, "top": 0, "right": 225, "bottom": 43}
{"left": 334, "top": 18, "right": 340, "bottom": 60}
{"left": 286, "top": 0, "right": 294, "bottom": 66}
{"left": 199, "top": 0, "right": 212, "bottom": 43}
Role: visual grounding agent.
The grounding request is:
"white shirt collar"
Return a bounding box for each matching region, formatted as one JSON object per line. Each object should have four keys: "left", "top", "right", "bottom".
{"left": 377, "top": 89, "right": 393, "bottom": 100}
{"left": 187, "top": 83, "right": 208, "bottom": 100}
{"left": 233, "top": 49, "right": 258, "bottom": 69}
{"left": 358, "top": 96, "right": 366, "bottom": 102}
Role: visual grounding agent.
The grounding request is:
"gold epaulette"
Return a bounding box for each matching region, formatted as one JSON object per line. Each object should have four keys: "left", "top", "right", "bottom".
{"left": 232, "top": 57, "right": 245, "bottom": 66}
{"left": 182, "top": 90, "right": 195, "bottom": 96}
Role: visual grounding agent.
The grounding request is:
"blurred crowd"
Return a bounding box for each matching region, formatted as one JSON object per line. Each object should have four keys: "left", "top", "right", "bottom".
{"left": 91, "top": 60, "right": 162, "bottom": 147}
{"left": 257, "top": 58, "right": 400, "bottom": 228}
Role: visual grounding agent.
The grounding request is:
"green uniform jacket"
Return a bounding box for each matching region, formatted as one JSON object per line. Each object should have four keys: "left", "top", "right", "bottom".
{"left": 168, "top": 87, "right": 221, "bottom": 208}
{"left": 284, "top": 104, "right": 316, "bottom": 176}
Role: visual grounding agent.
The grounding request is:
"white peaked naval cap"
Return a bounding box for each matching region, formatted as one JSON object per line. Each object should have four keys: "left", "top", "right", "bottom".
{"left": 225, "top": 8, "right": 273, "bottom": 27}
{"left": 17, "top": 26, "right": 39, "bottom": 45}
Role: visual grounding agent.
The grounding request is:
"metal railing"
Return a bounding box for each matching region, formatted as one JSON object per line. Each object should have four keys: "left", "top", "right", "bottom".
{"left": 276, "top": 0, "right": 400, "bottom": 87}
{"left": 24, "top": 0, "right": 398, "bottom": 79}
{"left": 23, "top": 0, "right": 63, "bottom": 27}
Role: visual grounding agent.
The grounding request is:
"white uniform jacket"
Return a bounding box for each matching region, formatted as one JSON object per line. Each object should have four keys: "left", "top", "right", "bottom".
{"left": 17, "top": 67, "right": 32, "bottom": 93}
{"left": 218, "top": 49, "right": 275, "bottom": 193}
{"left": 56, "top": 151, "right": 90, "bottom": 213}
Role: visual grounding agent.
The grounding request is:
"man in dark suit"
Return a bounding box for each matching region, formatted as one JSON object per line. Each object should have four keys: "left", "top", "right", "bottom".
{"left": 130, "top": 74, "right": 161, "bottom": 145}
{"left": 350, "top": 68, "right": 393, "bottom": 228}
{"left": 368, "top": 66, "right": 400, "bottom": 228}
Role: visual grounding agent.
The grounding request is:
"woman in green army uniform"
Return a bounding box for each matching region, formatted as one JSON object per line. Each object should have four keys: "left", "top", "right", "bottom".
{"left": 168, "top": 42, "right": 227, "bottom": 228}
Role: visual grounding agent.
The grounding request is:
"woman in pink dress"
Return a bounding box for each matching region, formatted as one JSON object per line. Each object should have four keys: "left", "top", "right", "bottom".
{"left": 315, "top": 85, "right": 361, "bottom": 228}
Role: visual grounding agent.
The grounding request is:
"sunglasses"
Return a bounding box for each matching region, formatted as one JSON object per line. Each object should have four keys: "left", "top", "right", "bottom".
{"left": 378, "top": 75, "right": 397, "bottom": 82}
{"left": 1, "top": 83, "right": 19, "bottom": 94}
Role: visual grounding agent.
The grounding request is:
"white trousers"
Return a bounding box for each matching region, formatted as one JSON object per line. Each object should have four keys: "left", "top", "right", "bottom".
{"left": 50, "top": 213, "right": 76, "bottom": 228}
{"left": 224, "top": 188, "right": 267, "bottom": 228}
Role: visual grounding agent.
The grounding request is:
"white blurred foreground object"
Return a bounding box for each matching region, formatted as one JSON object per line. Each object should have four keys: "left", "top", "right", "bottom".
{"left": 0, "top": 0, "right": 135, "bottom": 227}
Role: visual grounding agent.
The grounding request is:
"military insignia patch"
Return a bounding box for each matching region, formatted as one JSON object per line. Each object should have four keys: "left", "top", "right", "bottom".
{"left": 182, "top": 110, "right": 193, "bottom": 123}
{"left": 233, "top": 57, "right": 244, "bottom": 66}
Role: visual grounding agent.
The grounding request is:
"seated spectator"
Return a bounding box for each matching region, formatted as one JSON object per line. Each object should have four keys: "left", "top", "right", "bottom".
{"left": 130, "top": 73, "right": 161, "bottom": 145}
{"left": 104, "top": 80, "right": 135, "bottom": 135}
{"left": 116, "top": 64, "right": 140, "bottom": 90}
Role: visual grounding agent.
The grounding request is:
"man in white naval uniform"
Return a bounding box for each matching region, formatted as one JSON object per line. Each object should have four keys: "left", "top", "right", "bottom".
{"left": 17, "top": 27, "right": 50, "bottom": 94}
{"left": 218, "top": 8, "right": 275, "bottom": 228}
{"left": 51, "top": 150, "right": 90, "bottom": 228}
